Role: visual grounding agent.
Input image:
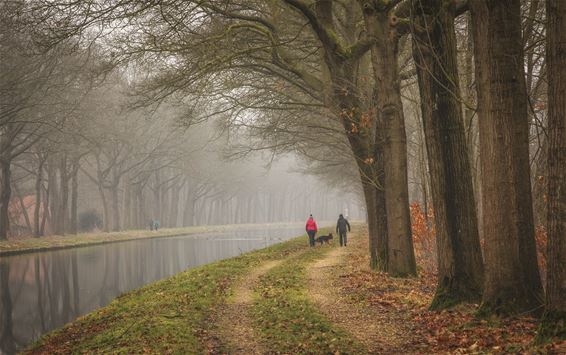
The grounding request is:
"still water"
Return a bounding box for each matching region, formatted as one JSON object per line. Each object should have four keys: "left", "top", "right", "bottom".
{"left": 0, "top": 225, "right": 305, "bottom": 354}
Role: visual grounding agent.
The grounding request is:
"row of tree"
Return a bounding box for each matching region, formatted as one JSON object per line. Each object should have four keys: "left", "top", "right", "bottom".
{"left": 3, "top": 0, "right": 564, "bottom": 330}
{"left": 0, "top": 1, "right": 363, "bottom": 240}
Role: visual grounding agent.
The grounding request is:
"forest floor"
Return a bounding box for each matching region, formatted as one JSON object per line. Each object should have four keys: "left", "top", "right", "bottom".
{"left": 0, "top": 222, "right": 304, "bottom": 256}
{"left": 26, "top": 227, "right": 566, "bottom": 354}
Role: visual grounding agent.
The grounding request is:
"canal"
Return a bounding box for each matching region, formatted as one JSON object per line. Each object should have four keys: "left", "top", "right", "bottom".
{"left": 0, "top": 224, "right": 306, "bottom": 354}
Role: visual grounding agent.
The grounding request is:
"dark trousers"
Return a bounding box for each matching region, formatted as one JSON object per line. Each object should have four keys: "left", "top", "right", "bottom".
{"left": 307, "top": 230, "right": 316, "bottom": 247}
{"left": 339, "top": 231, "right": 347, "bottom": 246}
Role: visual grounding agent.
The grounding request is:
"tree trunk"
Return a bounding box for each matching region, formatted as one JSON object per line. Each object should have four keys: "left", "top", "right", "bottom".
{"left": 0, "top": 156, "right": 12, "bottom": 240}
{"left": 362, "top": 7, "right": 416, "bottom": 276}
{"left": 97, "top": 181, "right": 110, "bottom": 233}
{"left": 542, "top": 0, "right": 566, "bottom": 337}
{"left": 123, "top": 180, "right": 131, "bottom": 230}
{"left": 412, "top": 0, "right": 484, "bottom": 308}
{"left": 48, "top": 157, "right": 60, "bottom": 235}
{"left": 470, "top": 0, "right": 543, "bottom": 316}
{"left": 14, "top": 184, "right": 32, "bottom": 235}
{"left": 69, "top": 160, "right": 79, "bottom": 235}
{"left": 110, "top": 178, "right": 120, "bottom": 232}
{"left": 183, "top": 186, "right": 194, "bottom": 226}
{"left": 169, "top": 182, "right": 181, "bottom": 228}
{"left": 40, "top": 184, "right": 49, "bottom": 235}
{"left": 58, "top": 155, "right": 69, "bottom": 235}
{"left": 34, "top": 154, "right": 45, "bottom": 237}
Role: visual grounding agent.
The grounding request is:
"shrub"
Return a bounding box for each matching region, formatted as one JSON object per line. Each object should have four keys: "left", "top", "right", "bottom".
{"left": 79, "top": 210, "right": 102, "bottom": 232}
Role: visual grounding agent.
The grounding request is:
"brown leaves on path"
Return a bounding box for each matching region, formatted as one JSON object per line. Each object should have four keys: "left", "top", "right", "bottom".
{"left": 306, "top": 238, "right": 424, "bottom": 354}
{"left": 306, "top": 227, "right": 560, "bottom": 354}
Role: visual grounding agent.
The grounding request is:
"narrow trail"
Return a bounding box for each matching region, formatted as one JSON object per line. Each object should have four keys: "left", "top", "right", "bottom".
{"left": 306, "top": 235, "right": 417, "bottom": 354}
{"left": 213, "top": 260, "right": 281, "bottom": 354}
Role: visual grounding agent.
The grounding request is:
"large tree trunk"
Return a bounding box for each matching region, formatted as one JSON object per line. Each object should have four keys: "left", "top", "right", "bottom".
{"left": 363, "top": 179, "right": 388, "bottom": 271}
{"left": 328, "top": 65, "right": 388, "bottom": 271}
{"left": 362, "top": 7, "right": 416, "bottom": 276}
{"left": 412, "top": 0, "right": 484, "bottom": 309}
{"left": 542, "top": 0, "right": 566, "bottom": 337}
{"left": 470, "top": 0, "right": 542, "bottom": 316}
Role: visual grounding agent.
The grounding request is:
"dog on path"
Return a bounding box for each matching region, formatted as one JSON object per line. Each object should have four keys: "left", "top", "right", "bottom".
{"left": 315, "top": 233, "right": 333, "bottom": 245}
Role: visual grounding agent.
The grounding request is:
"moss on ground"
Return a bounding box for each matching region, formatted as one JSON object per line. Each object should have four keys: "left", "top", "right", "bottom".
{"left": 252, "top": 242, "right": 367, "bottom": 354}
{"left": 25, "top": 234, "right": 309, "bottom": 354}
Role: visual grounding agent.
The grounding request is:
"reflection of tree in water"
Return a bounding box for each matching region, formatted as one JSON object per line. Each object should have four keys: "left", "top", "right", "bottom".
{"left": 1, "top": 262, "right": 17, "bottom": 354}
{"left": 71, "top": 253, "right": 80, "bottom": 316}
{"left": 35, "top": 256, "right": 46, "bottom": 333}
{"left": 1, "top": 227, "right": 304, "bottom": 352}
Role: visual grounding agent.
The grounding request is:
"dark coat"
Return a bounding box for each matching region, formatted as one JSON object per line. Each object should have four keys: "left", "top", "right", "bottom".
{"left": 336, "top": 217, "right": 351, "bottom": 234}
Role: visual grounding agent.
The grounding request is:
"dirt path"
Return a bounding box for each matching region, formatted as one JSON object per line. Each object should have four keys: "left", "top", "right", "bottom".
{"left": 213, "top": 260, "right": 281, "bottom": 354}
{"left": 306, "top": 236, "right": 417, "bottom": 354}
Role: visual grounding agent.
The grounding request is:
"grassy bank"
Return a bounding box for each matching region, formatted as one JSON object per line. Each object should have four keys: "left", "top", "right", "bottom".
{"left": 253, "top": 243, "right": 367, "bottom": 353}
{"left": 26, "top": 233, "right": 310, "bottom": 354}
{"left": 0, "top": 222, "right": 304, "bottom": 256}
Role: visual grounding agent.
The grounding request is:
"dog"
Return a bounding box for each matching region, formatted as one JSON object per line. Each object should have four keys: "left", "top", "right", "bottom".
{"left": 315, "top": 233, "right": 333, "bottom": 245}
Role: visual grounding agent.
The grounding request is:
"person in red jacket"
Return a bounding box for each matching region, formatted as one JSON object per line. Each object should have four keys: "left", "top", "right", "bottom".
{"left": 305, "top": 214, "right": 318, "bottom": 247}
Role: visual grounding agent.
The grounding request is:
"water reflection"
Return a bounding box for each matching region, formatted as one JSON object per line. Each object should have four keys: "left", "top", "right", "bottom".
{"left": 0, "top": 226, "right": 304, "bottom": 354}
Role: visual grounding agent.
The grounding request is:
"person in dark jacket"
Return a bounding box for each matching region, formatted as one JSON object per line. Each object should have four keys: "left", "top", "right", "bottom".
{"left": 305, "top": 214, "right": 318, "bottom": 247}
{"left": 336, "top": 214, "right": 351, "bottom": 247}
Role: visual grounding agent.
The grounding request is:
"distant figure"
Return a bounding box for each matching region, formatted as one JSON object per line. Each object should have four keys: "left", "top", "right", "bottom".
{"left": 336, "top": 214, "right": 351, "bottom": 247}
{"left": 154, "top": 220, "right": 160, "bottom": 231}
{"left": 149, "top": 219, "right": 154, "bottom": 231}
{"left": 305, "top": 214, "right": 318, "bottom": 247}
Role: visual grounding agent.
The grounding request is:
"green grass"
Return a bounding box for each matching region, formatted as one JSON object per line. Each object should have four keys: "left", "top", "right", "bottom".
{"left": 26, "top": 235, "right": 309, "bottom": 354}
{"left": 252, "top": 240, "right": 367, "bottom": 354}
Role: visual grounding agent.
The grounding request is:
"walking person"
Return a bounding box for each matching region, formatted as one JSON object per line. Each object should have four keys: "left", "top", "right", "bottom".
{"left": 305, "top": 214, "right": 318, "bottom": 247}
{"left": 336, "top": 214, "right": 351, "bottom": 247}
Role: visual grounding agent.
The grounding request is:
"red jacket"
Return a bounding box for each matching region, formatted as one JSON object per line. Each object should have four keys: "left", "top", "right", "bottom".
{"left": 305, "top": 217, "right": 318, "bottom": 232}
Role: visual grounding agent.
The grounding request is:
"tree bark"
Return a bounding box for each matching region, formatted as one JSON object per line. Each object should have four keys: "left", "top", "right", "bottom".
{"left": 542, "top": 0, "right": 566, "bottom": 337}
{"left": 361, "top": 5, "right": 416, "bottom": 276}
{"left": 412, "top": 0, "right": 484, "bottom": 309}
{"left": 470, "top": 0, "right": 543, "bottom": 316}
